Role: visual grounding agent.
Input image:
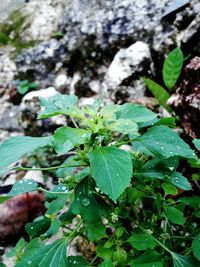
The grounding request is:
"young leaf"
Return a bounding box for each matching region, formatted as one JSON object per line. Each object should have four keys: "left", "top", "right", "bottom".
{"left": 128, "top": 233, "right": 156, "bottom": 251}
{"left": 168, "top": 172, "right": 192, "bottom": 191}
{"left": 38, "top": 93, "right": 78, "bottom": 119}
{"left": 15, "top": 239, "right": 68, "bottom": 267}
{"left": 143, "top": 78, "right": 171, "bottom": 111}
{"left": 163, "top": 47, "right": 184, "bottom": 90}
{"left": 192, "top": 234, "right": 200, "bottom": 261}
{"left": 162, "top": 182, "right": 178, "bottom": 196}
{"left": 113, "top": 248, "right": 127, "bottom": 267}
{"left": 53, "top": 126, "right": 91, "bottom": 155}
{"left": 164, "top": 206, "right": 185, "bottom": 225}
{"left": 116, "top": 103, "right": 157, "bottom": 123}
{"left": 85, "top": 221, "right": 107, "bottom": 242}
{"left": 106, "top": 119, "right": 138, "bottom": 134}
{"left": 88, "top": 147, "right": 132, "bottom": 202}
{"left": 134, "top": 126, "right": 196, "bottom": 159}
{"left": 129, "top": 250, "right": 163, "bottom": 267}
{"left": 172, "top": 253, "right": 200, "bottom": 267}
{"left": 25, "top": 217, "right": 51, "bottom": 239}
{"left": 0, "top": 136, "right": 52, "bottom": 175}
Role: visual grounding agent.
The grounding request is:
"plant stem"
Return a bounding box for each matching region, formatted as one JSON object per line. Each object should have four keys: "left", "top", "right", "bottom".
{"left": 13, "top": 163, "right": 88, "bottom": 172}
{"left": 137, "top": 224, "right": 173, "bottom": 256}
{"left": 90, "top": 255, "right": 98, "bottom": 266}
{"left": 70, "top": 116, "right": 79, "bottom": 128}
{"left": 67, "top": 221, "right": 82, "bottom": 240}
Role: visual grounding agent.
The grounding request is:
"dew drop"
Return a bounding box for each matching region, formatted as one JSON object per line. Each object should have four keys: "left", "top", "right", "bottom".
{"left": 169, "top": 166, "right": 174, "bottom": 171}
{"left": 19, "top": 180, "right": 23, "bottom": 184}
{"left": 81, "top": 196, "right": 91, "bottom": 207}
{"left": 62, "top": 186, "right": 66, "bottom": 190}
{"left": 169, "top": 151, "right": 173, "bottom": 155}
{"left": 28, "top": 181, "right": 33, "bottom": 185}
{"left": 30, "top": 226, "right": 34, "bottom": 230}
{"left": 192, "top": 153, "right": 196, "bottom": 156}
{"left": 73, "top": 261, "right": 77, "bottom": 264}
{"left": 116, "top": 173, "right": 119, "bottom": 176}
{"left": 176, "top": 146, "right": 181, "bottom": 150}
{"left": 160, "top": 146, "right": 164, "bottom": 149}
{"left": 156, "top": 142, "right": 159, "bottom": 145}
{"left": 27, "top": 260, "right": 32, "bottom": 265}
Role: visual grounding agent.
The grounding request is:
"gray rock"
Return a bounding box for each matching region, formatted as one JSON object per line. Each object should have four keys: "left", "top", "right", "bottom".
{"left": 0, "top": 51, "right": 17, "bottom": 88}
{"left": 8, "top": 0, "right": 200, "bottom": 102}
{"left": 105, "top": 41, "right": 151, "bottom": 88}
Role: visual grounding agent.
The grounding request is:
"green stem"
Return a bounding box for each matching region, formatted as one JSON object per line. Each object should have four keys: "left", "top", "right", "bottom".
{"left": 13, "top": 164, "right": 87, "bottom": 172}
{"left": 70, "top": 116, "right": 79, "bottom": 128}
{"left": 90, "top": 255, "right": 98, "bottom": 266}
{"left": 37, "top": 187, "right": 68, "bottom": 195}
{"left": 137, "top": 224, "right": 173, "bottom": 256}
{"left": 67, "top": 221, "right": 82, "bottom": 240}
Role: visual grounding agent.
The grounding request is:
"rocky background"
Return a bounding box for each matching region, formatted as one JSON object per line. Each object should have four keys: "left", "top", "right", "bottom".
{"left": 0, "top": 0, "right": 200, "bottom": 264}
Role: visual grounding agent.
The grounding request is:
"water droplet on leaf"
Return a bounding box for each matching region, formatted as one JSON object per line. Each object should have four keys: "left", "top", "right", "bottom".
{"left": 81, "top": 196, "right": 91, "bottom": 207}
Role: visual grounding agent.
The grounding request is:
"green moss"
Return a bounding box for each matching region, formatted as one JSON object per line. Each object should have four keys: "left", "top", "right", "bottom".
{"left": 0, "top": 10, "right": 36, "bottom": 54}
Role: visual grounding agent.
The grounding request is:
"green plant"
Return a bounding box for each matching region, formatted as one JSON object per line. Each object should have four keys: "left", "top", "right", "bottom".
{"left": 0, "top": 93, "right": 200, "bottom": 266}
{"left": 16, "top": 80, "right": 37, "bottom": 95}
{"left": 144, "top": 47, "right": 184, "bottom": 111}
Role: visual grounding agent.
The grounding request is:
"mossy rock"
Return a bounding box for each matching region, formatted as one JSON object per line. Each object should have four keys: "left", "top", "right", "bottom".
{"left": 0, "top": 10, "right": 35, "bottom": 54}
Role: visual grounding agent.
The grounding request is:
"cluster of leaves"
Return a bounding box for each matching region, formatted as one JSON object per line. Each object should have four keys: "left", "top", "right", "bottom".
{"left": 144, "top": 47, "right": 184, "bottom": 112}
{"left": 0, "top": 93, "right": 200, "bottom": 266}
{"left": 16, "top": 80, "right": 37, "bottom": 95}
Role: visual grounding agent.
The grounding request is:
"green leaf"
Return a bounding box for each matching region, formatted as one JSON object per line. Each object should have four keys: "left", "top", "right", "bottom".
{"left": 0, "top": 136, "right": 52, "bottom": 175}
{"left": 129, "top": 250, "right": 163, "bottom": 267}
{"left": 143, "top": 78, "right": 171, "bottom": 111}
{"left": 193, "top": 139, "right": 200, "bottom": 151}
{"left": 17, "top": 85, "right": 30, "bottom": 95}
{"left": 162, "top": 182, "right": 178, "bottom": 196}
{"left": 192, "top": 234, "right": 200, "bottom": 261}
{"left": 38, "top": 93, "right": 78, "bottom": 119}
{"left": 128, "top": 232, "right": 156, "bottom": 251}
{"left": 99, "top": 259, "right": 114, "bottom": 267}
{"left": 100, "top": 105, "right": 121, "bottom": 120}
{"left": 25, "top": 217, "right": 51, "bottom": 239}
{"left": 116, "top": 103, "right": 157, "bottom": 123}
{"left": 88, "top": 147, "right": 132, "bottom": 202}
{"left": 53, "top": 126, "right": 91, "bottom": 155}
{"left": 155, "top": 117, "right": 176, "bottom": 128}
{"left": 0, "top": 263, "right": 6, "bottom": 267}
{"left": 42, "top": 219, "right": 61, "bottom": 238}
{"left": 106, "top": 119, "right": 138, "bottom": 134}
{"left": 168, "top": 172, "right": 192, "bottom": 191}
{"left": 67, "top": 256, "right": 89, "bottom": 266}
{"left": 85, "top": 221, "right": 107, "bottom": 242}
{"left": 172, "top": 253, "right": 200, "bottom": 267}
{"left": 134, "top": 126, "right": 196, "bottom": 159}
{"left": 163, "top": 47, "right": 184, "bottom": 90}
{"left": 15, "top": 239, "right": 68, "bottom": 267}
{"left": 70, "top": 178, "right": 110, "bottom": 222}
{"left": 96, "top": 243, "right": 114, "bottom": 260}
{"left": 179, "top": 196, "right": 200, "bottom": 207}
{"left": 46, "top": 195, "right": 68, "bottom": 215}
{"left": 7, "top": 179, "right": 39, "bottom": 197}
{"left": 164, "top": 206, "right": 185, "bottom": 225}
{"left": 113, "top": 248, "right": 127, "bottom": 267}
